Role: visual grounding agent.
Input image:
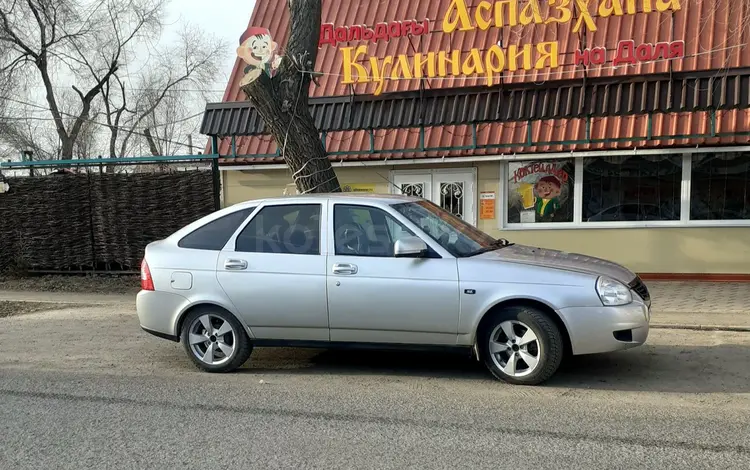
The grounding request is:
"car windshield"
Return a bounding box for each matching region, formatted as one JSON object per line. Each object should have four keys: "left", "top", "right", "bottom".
{"left": 391, "top": 200, "right": 507, "bottom": 257}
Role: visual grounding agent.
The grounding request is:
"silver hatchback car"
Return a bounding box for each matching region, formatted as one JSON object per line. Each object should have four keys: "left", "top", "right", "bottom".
{"left": 137, "top": 193, "right": 651, "bottom": 385}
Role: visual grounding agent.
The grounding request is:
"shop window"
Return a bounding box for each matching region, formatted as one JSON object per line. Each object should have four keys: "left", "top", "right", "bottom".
{"left": 582, "top": 155, "right": 682, "bottom": 222}
{"left": 506, "top": 159, "right": 575, "bottom": 224}
{"left": 690, "top": 153, "right": 750, "bottom": 220}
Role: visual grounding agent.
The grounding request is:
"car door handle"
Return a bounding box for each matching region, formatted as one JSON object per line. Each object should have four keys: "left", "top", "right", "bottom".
{"left": 332, "top": 263, "right": 358, "bottom": 275}
{"left": 224, "top": 259, "right": 248, "bottom": 270}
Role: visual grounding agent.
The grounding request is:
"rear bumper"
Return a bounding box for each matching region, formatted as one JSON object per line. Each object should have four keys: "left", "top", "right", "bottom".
{"left": 136, "top": 290, "right": 190, "bottom": 340}
{"left": 141, "top": 326, "right": 179, "bottom": 342}
{"left": 559, "top": 301, "right": 650, "bottom": 356}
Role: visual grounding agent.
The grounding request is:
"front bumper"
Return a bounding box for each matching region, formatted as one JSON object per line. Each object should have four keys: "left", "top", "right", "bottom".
{"left": 558, "top": 301, "right": 650, "bottom": 356}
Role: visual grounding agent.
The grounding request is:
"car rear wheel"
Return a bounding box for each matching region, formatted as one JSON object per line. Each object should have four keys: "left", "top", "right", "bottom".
{"left": 180, "top": 307, "right": 252, "bottom": 373}
{"left": 478, "top": 306, "right": 563, "bottom": 385}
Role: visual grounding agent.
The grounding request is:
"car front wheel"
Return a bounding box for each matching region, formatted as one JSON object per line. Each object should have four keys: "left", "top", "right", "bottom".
{"left": 180, "top": 307, "right": 252, "bottom": 373}
{"left": 478, "top": 306, "right": 564, "bottom": 385}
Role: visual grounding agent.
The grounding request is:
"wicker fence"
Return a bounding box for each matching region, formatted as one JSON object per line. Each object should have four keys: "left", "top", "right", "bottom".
{"left": 0, "top": 170, "right": 216, "bottom": 272}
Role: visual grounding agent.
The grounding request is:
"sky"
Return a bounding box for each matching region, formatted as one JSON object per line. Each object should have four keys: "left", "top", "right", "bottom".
{"left": 162, "top": 0, "right": 255, "bottom": 98}
{"left": 15, "top": 0, "right": 255, "bottom": 107}
{"left": 1, "top": 0, "right": 257, "bottom": 163}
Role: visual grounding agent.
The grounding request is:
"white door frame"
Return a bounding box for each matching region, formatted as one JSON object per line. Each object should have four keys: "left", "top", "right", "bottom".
{"left": 389, "top": 168, "right": 478, "bottom": 226}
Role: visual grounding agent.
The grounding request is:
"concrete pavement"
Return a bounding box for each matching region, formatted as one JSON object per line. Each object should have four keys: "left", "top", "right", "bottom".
{"left": 1, "top": 305, "right": 750, "bottom": 468}
{"left": 648, "top": 281, "right": 750, "bottom": 330}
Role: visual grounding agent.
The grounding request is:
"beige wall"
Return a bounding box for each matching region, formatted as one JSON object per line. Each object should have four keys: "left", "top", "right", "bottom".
{"left": 222, "top": 164, "right": 750, "bottom": 274}
{"left": 222, "top": 167, "right": 392, "bottom": 204}
{"left": 505, "top": 228, "right": 750, "bottom": 274}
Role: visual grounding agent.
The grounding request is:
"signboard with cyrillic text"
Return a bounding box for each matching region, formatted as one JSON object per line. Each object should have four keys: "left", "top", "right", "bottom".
{"left": 318, "top": 0, "right": 684, "bottom": 95}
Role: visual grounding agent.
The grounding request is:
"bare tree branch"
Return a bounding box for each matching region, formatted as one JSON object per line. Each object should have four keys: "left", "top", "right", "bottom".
{"left": 0, "top": 0, "right": 222, "bottom": 162}
{"left": 115, "top": 23, "right": 225, "bottom": 157}
{"left": 0, "top": 6, "right": 38, "bottom": 59}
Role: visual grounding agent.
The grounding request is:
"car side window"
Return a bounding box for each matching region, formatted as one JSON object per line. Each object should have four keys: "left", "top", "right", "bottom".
{"left": 178, "top": 207, "right": 256, "bottom": 251}
{"left": 333, "top": 204, "right": 417, "bottom": 257}
{"left": 235, "top": 204, "right": 321, "bottom": 255}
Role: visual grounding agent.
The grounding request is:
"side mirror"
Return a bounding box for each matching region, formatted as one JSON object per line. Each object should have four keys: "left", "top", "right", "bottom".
{"left": 394, "top": 236, "right": 428, "bottom": 258}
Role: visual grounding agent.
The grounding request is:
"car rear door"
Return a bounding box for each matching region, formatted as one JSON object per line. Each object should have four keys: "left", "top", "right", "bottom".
{"left": 217, "top": 201, "right": 329, "bottom": 341}
{"left": 165, "top": 206, "right": 258, "bottom": 293}
{"left": 325, "top": 201, "right": 460, "bottom": 345}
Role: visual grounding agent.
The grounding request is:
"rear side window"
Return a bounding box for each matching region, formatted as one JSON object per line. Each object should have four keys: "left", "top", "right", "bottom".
{"left": 235, "top": 204, "right": 321, "bottom": 255}
{"left": 178, "top": 207, "right": 256, "bottom": 251}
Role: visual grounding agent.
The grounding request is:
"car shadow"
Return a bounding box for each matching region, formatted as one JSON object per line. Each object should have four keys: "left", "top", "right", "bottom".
{"left": 247, "top": 347, "right": 488, "bottom": 380}
{"left": 244, "top": 342, "right": 750, "bottom": 394}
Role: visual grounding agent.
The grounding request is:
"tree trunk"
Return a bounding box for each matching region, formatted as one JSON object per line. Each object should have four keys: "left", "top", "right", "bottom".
{"left": 107, "top": 124, "right": 118, "bottom": 174}
{"left": 143, "top": 127, "right": 168, "bottom": 172}
{"left": 143, "top": 128, "right": 161, "bottom": 156}
{"left": 240, "top": 0, "right": 340, "bottom": 194}
{"left": 60, "top": 136, "right": 74, "bottom": 161}
{"left": 242, "top": 77, "right": 340, "bottom": 193}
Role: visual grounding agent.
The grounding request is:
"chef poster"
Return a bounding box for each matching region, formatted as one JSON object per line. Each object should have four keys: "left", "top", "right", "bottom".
{"left": 507, "top": 160, "right": 574, "bottom": 224}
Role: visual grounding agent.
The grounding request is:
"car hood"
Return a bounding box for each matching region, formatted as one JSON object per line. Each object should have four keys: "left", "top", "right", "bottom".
{"left": 475, "top": 244, "right": 637, "bottom": 284}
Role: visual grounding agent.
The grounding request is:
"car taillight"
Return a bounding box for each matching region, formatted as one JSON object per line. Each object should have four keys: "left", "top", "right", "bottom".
{"left": 141, "top": 258, "right": 154, "bottom": 291}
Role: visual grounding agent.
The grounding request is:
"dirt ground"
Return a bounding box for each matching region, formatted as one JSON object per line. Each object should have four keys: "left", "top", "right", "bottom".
{"left": 0, "top": 274, "right": 139, "bottom": 294}
{"left": 0, "top": 301, "right": 93, "bottom": 318}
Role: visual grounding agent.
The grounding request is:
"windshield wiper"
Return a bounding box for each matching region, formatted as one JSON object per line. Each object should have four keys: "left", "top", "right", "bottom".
{"left": 463, "top": 238, "right": 514, "bottom": 257}
{"left": 495, "top": 238, "right": 513, "bottom": 248}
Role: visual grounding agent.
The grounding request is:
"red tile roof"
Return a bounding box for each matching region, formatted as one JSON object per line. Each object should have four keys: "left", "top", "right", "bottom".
{"left": 225, "top": 0, "right": 749, "bottom": 98}
{"left": 216, "top": 0, "right": 750, "bottom": 163}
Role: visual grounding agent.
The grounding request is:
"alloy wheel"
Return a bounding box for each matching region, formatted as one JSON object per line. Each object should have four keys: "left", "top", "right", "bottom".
{"left": 488, "top": 320, "right": 541, "bottom": 378}
{"left": 188, "top": 314, "right": 236, "bottom": 366}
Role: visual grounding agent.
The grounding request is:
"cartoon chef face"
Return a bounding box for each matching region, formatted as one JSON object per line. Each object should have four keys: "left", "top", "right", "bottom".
{"left": 534, "top": 176, "right": 562, "bottom": 199}
{"left": 237, "top": 26, "right": 277, "bottom": 67}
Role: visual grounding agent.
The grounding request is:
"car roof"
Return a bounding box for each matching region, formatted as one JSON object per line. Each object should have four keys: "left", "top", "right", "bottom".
{"left": 230, "top": 192, "right": 421, "bottom": 209}
{"left": 163, "top": 193, "right": 422, "bottom": 244}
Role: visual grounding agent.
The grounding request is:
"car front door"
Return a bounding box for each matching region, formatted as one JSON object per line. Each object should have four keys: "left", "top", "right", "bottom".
{"left": 326, "top": 202, "right": 460, "bottom": 345}
{"left": 217, "top": 202, "right": 329, "bottom": 341}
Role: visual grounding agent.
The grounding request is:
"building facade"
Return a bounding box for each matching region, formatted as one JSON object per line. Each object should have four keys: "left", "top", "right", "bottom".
{"left": 201, "top": 0, "right": 750, "bottom": 278}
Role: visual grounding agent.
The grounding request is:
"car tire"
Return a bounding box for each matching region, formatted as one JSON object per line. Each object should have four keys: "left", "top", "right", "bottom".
{"left": 180, "top": 307, "right": 252, "bottom": 373}
{"left": 478, "top": 306, "right": 564, "bottom": 386}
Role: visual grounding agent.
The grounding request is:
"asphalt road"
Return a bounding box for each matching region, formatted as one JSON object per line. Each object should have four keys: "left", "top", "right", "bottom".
{"left": 1, "top": 305, "right": 750, "bottom": 469}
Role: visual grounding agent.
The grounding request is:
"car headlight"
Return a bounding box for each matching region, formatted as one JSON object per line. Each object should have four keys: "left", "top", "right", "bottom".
{"left": 596, "top": 276, "right": 632, "bottom": 306}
